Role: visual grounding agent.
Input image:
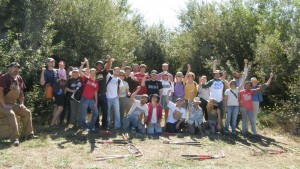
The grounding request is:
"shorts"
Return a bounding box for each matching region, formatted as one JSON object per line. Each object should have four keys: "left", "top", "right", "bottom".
{"left": 54, "top": 93, "right": 65, "bottom": 106}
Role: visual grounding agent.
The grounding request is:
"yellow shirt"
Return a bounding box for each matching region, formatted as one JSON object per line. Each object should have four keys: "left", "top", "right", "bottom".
{"left": 184, "top": 81, "right": 198, "bottom": 100}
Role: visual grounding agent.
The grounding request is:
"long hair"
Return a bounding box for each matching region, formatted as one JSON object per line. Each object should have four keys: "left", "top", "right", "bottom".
{"left": 207, "top": 98, "right": 218, "bottom": 113}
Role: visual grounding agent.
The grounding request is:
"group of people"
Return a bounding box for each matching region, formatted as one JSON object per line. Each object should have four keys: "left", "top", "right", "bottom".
{"left": 0, "top": 56, "right": 274, "bottom": 146}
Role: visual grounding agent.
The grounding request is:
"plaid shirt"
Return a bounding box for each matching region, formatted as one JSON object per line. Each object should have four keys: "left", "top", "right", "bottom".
{"left": 187, "top": 101, "right": 203, "bottom": 127}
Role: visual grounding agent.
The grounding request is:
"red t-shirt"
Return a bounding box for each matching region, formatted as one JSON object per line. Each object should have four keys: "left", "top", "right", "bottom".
{"left": 134, "top": 73, "right": 148, "bottom": 95}
{"left": 240, "top": 89, "right": 254, "bottom": 111}
{"left": 81, "top": 76, "right": 99, "bottom": 99}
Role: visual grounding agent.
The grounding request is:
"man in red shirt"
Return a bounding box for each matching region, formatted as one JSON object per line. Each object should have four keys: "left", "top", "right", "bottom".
{"left": 134, "top": 64, "right": 148, "bottom": 99}
{"left": 79, "top": 58, "right": 99, "bottom": 132}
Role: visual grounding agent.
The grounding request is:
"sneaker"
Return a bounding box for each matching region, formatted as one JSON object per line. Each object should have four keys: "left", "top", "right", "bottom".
{"left": 12, "top": 139, "right": 19, "bottom": 146}
{"left": 26, "top": 134, "right": 38, "bottom": 140}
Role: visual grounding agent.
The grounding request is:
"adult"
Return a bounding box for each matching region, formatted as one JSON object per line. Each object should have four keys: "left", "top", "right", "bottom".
{"left": 224, "top": 78, "right": 245, "bottom": 136}
{"left": 79, "top": 58, "right": 99, "bottom": 131}
{"left": 119, "top": 70, "right": 129, "bottom": 125}
{"left": 157, "top": 63, "right": 174, "bottom": 82}
{"left": 145, "top": 94, "right": 163, "bottom": 134}
{"left": 232, "top": 59, "right": 249, "bottom": 87}
{"left": 165, "top": 90, "right": 186, "bottom": 133}
{"left": 239, "top": 81, "right": 264, "bottom": 137}
{"left": 198, "top": 75, "right": 210, "bottom": 121}
{"left": 134, "top": 64, "right": 148, "bottom": 99}
{"left": 123, "top": 86, "right": 148, "bottom": 134}
{"left": 40, "top": 58, "right": 64, "bottom": 127}
{"left": 201, "top": 69, "right": 225, "bottom": 128}
{"left": 132, "top": 63, "right": 139, "bottom": 75}
{"left": 65, "top": 67, "right": 82, "bottom": 127}
{"left": 213, "top": 60, "right": 229, "bottom": 89}
{"left": 123, "top": 66, "right": 139, "bottom": 113}
{"left": 160, "top": 71, "right": 173, "bottom": 124}
{"left": 183, "top": 64, "right": 198, "bottom": 107}
{"left": 106, "top": 67, "right": 124, "bottom": 130}
{"left": 95, "top": 56, "right": 113, "bottom": 129}
{"left": 0, "top": 62, "right": 37, "bottom": 146}
{"left": 206, "top": 98, "right": 222, "bottom": 134}
{"left": 187, "top": 91, "right": 203, "bottom": 135}
{"left": 142, "top": 70, "right": 163, "bottom": 98}
{"left": 173, "top": 72, "right": 185, "bottom": 103}
{"left": 250, "top": 73, "right": 274, "bottom": 124}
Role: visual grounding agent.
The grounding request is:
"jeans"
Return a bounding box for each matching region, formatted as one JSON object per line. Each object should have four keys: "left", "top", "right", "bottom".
{"left": 147, "top": 123, "right": 162, "bottom": 134}
{"left": 224, "top": 106, "right": 239, "bottom": 134}
{"left": 123, "top": 114, "right": 145, "bottom": 133}
{"left": 107, "top": 97, "right": 121, "bottom": 129}
{"left": 241, "top": 107, "right": 256, "bottom": 135}
{"left": 80, "top": 97, "right": 99, "bottom": 130}
{"left": 96, "top": 93, "right": 108, "bottom": 128}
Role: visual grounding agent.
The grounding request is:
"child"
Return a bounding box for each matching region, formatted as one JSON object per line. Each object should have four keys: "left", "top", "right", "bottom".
{"left": 187, "top": 91, "right": 203, "bottom": 135}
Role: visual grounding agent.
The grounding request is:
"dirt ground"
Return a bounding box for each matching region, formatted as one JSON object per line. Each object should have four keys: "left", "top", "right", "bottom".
{"left": 1, "top": 126, "right": 300, "bottom": 169}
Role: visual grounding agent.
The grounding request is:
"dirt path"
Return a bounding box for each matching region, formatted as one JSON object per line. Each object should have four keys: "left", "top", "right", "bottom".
{"left": 1, "top": 127, "right": 300, "bottom": 169}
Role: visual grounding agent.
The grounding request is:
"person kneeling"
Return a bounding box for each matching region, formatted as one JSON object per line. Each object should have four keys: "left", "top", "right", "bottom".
{"left": 187, "top": 91, "right": 203, "bottom": 135}
{"left": 145, "top": 94, "right": 162, "bottom": 134}
{"left": 165, "top": 90, "right": 186, "bottom": 133}
{"left": 206, "top": 98, "right": 222, "bottom": 134}
{"left": 123, "top": 86, "right": 148, "bottom": 134}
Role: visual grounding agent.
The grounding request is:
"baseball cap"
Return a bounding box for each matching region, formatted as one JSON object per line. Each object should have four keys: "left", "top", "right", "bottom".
{"left": 151, "top": 70, "right": 158, "bottom": 75}
{"left": 6, "top": 62, "right": 21, "bottom": 68}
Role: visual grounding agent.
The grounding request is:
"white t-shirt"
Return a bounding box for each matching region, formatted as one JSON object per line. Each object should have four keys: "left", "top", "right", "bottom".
{"left": 106, "top": 73, "right": 124, "bottom": 98}
{"left": 167, "top": 101, "right": 186, "bottom": 123}
{"left": 209, "top": 80, "right": 224, "bottom": 102}
{"left": 150, "top": 108, "right": 157, "bottom": 123}
{"left": 161, "top": 80, "right": 173, "bottom": 96}
{"left": 224, "top": 88, "right": 239, "bottom": 106}
{"left": 128, "top": 100, "right": 148, "bottom": 116}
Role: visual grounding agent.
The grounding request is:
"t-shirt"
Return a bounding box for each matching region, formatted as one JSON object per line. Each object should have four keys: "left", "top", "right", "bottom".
{"left": 184, "top": 81, "right": 197, "bottom": 100}
{"left": 251, "top": 84, "right": 268, "bottom": 102}
{"left": 145, "top": 80, "right": 163, "bottom": 96}
{"left": 150, "top": 108, "right": 157, "bottom": 123}
{"left": 81, "top": 76, "right": 99, "bottom": 99}
{"left": 187, "top": 102, "right": 203, "bottom": 127}
{"left": 240, "top": 89, "right": 254, "bottom": 111}
{"left": 134, "top": 73, "right": 148, "bottom": 95}
{"left": 66, "top": 78, "right": 82, "bottom": 97}
{"left": 203, "top": 79, "right": 225, "bottom": 102}
{"left": 174, "top": 82, "right": 184, "bottom": 97}
{"left": 167, "top": 101, "right": 186, "bottom": 123}
{"left": 124, "top": 76, "right": 139, "bottom": 94}
{"left": 161, "top": 80, "right": 173, "bottom": 96}
{"left": 128, "top": 100, "right": 148, "bottom": 116}
{"left": 58, "top": 68, "right": 67, "bottom": 80}
{"left": 157, "top": 73, "right": 174, "bottom": 82}
{"left": 0, "top": 74, "right": 26, "bottom": 95}
{"left": 96, "top": 69, "right": 108, "bottom": 94}
{"left": 224, "top": 88, "right": 239, "bottom": 106}
{"left": 198, "top": 85, "right": 210, "bottom": 100}
{"left": 106, "top": 73, "right": 124, "bottom": 98}
{"left": 43, "top": 69, "right": 59, "bottom": 93}
{"left": 120, "top": 80, "right": 129, "bottom": 97}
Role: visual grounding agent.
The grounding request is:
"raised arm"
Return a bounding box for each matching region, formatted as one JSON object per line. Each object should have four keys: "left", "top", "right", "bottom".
{"left": 39, "top": 67, "right": 46, "bottom": 85}
{"left": 265, "top": 73, "right": 274, "bottom": 86}
{"left": 183, "top": 64, "right": 191, "bottom": 83}
{"left": 130, "top": 86, "right": 141, "bottom": 103}
{"left": 79, "top": 58, "right": 89, "bottom": 77}
{"left": 105, "top": 56, "right": 113, "bottom": 72}
{"left": 213, "top": 60, "right": 217, "bottom": 73}
{"left": 121, "top": 61, "right": 127, "bottom": 70}
{"left": 166, "top": 90, "right": 172, "bottom": 104}
{"left": 141, "top": 73, "right": 148, "bottom": 87}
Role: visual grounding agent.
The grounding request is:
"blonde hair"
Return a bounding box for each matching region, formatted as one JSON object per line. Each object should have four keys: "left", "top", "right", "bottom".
{"left": 187, "top": 72, "right": 195, "bottom": 80}
{"left": 207, "top": 98, "right": 218, "bottom": 112}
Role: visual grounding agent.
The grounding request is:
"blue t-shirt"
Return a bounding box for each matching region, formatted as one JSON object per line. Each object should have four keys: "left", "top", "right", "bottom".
{"left": 251, "top": 84, "right": 268, "bottom": 102}
{"left": 44, "top": 69, "right": 60, "bottom": 94}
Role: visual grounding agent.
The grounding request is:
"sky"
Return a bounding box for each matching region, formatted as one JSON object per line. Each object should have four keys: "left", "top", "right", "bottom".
{"left": 127, "top": 0, "right": 189, "bottom": 29}
{"left": 127, "top": 0, "right": 224, "bottom": 29}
